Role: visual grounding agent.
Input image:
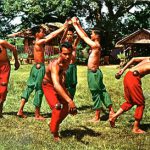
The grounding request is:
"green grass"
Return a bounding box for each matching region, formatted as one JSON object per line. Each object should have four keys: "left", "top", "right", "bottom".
{"left": 0, "top": 64, "right": 150, "bottom": 150}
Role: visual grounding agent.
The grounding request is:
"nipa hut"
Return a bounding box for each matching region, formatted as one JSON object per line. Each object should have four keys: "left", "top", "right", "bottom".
{"left": 7, "top": 22, "right": 63, "bottom": 63}
{"left": 115, "top": 28, "right": 150, "bottom": 58}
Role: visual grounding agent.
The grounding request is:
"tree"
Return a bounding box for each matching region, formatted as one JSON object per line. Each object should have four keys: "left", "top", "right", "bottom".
{"left": 1, "top": 0, "right": 149, "bottom": 51}
{"left": 0, "top": 0, "right": 16, "bottom": 37}
{"left": 2, "top": 0, "right": 77, "bottom": 29}
{"left": 76, "top": 0, "right": 150, "bottom": 51}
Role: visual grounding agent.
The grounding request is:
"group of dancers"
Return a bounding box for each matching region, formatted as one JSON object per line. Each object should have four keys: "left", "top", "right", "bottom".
{"left": 0, "top": 17, "right": 149, "bottom": 141}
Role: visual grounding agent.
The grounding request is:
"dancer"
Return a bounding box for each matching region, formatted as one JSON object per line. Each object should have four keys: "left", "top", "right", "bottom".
{"left": 17, "top": 22, "right": 68, "bottom": 120}
{"left": 60, "top": 22, "right": 80, "bottom": 99}
{"left": 110, "top": 57, "right": 150, "bottom": 133}
{"left": 0, "top": 39, "right": 20, "bottom": 117}
{"left": 42, "top": 42, "right": 77, "bottom": 141}
{"left": 72, "top": 17, "right": 114, "bottom": 123}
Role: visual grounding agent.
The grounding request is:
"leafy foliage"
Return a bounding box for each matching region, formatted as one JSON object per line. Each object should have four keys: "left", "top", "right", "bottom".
{"left": 117, "top": 52, "right": 126, "bottom": 60}
{"left": 2, "top": 0, "right": 75, "bottom": 30}
{"left": 18, "top": 53, "right": 28, "bottom": 59}
{"left": 0, "top": 1, "right": 16, "bottom": 37}
{"left": 76, "top": 42, "right": 90, "bottom": 64}
{"left": 80, "top": 0, "right": 150, "bottom": 50}
{"left": 0, "top": 0, "right": 149, "bottom": 52}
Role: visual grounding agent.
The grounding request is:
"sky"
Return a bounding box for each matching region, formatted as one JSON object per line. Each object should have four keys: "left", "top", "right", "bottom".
{"left": 11, "top": 16, "right": 22, "bottom": 25}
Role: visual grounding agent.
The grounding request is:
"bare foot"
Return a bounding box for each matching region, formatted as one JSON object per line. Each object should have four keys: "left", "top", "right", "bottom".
{"left": 54, "top": 136, "right": 61, "bottom": 142}
{"left": 109, "top": 115, "right": 116, "bottom": 128}
{"left": 53, "top": 133, "right": 61, "bottom": 142}
{"left": 17, "top": 111, "right": 27, "bottom": 118}
{"left": 88, "top": 118, "right": 100, "bottom": 123}
{"left": 132, "top": 128, "right": 145, "bottom": 134}
{"left": 109, "top": 111, "right": 115, "bottom": 120}
{"left": 35, "top": 115, "right": 45, "bottom": 121}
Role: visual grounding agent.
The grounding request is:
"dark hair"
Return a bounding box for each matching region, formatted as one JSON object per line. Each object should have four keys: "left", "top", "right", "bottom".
{"left": 60, "top": 42, "right": 73, "bottom": 52}
{"left": 68, "top": 26, "right": 74, "bottom": 32}
{"left": 91, "top": 27, "right": 101, "bottom": 36}
{"left": 93, "top": 30, "right": 100, "bottom": 36}
{"left": 31, "top": 26, "right": 45, "bottom": 36}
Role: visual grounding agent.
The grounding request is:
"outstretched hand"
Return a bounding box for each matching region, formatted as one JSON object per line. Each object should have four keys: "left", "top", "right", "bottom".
{"left": 118, "top": 69, "right": 124, "bottom": 75}
{"left": 115, "top": 69, "right": 124, "bottom": 79}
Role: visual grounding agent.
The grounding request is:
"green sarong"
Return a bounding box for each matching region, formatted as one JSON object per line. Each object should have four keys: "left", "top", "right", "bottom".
{"left": 65, "top": 63, "right": 77, "bottom": 98}
{"left": 21, "top": 63, "right": 45, "bottom": 107}
{"left": 87, "top": 69, "right": 112, "bottom": 110}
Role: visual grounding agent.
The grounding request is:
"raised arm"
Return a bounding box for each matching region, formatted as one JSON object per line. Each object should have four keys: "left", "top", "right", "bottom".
{"left": 60, "top": 27, "right": 69, "bottom": 44}
{"left": 1, "top": 40, "right": 20, "bottom": 70}
{"left": 45, "top": 22, "right": 68, "bottom": 43}
{"left": 60, "top": 18, "right": 74, "bottom": 44}
{"left": 73, "top": 34, "right": 80, "bottom": 49}
{"left": 72, "top": 17, "right": 96, "bottom": 48}
{"left": 37, "top": 22, "right": 68, "bottom": 46}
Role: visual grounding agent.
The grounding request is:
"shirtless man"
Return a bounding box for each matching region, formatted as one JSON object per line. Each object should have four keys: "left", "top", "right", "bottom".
{"left": 17, "top": 22, "right": 68, "bottom": 120}
{"left": 110, "top": 57, "right": 150, "bottom": 134}
{"left": 0, "top": 39, "right": 20, "bottom": 117}
{"left": 72, "top": 17, "right": 114, "bottom": 123}
{"left": 42, "top": 42, "right": 77, "bottom": 141}
{"left": 60, "top": 23, "right": 80, "bottom": 99}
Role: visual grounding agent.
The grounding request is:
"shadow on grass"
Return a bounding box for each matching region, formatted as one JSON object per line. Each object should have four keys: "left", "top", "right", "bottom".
{"left": 127, "top": 120, "right": 150, "bottom": 131}
{"left": 100, "top": 113, "right": 109, "bottom": 121}
{"left": 140, "top": 124, "right": 150, "bottom": 131}
{"left": 3, "top": 111, "right": 51, "bottom": 118}
{"left": 77, "top": 105, "right": 92, "bottom": 111}
{"left": 60, "top": 126, "right": 101, "bottom": 144}
{"left": 77, "top": 105, "right": 109, "bottom": 121}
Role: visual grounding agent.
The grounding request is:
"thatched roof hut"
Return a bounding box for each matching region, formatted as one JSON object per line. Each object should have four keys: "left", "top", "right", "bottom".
{"left": 116, "top": 28, "right": 150, "bottom": 47}
{"left": 7, "top": 22, "right": 63, "bottom": 61}
{"left": 115, "top": 28, "right": 150, "bottom": 58}
{"left": 7, "top": 22, "right": 63, "bottom": 38}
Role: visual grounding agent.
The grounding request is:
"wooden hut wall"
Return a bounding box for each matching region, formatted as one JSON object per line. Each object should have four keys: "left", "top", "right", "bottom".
{"left": 122, "top": 32, "right": 150, "bottom": 44}
{"left": 23, "top": 39, "right": 29, "bottom": 53}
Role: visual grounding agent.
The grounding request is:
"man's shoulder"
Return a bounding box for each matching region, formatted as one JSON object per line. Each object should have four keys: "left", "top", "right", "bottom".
{"left": 0, "top": 40, "right": 11, "bottom": 48}
{"left": 50, "top": 59, "right": 62, "bottom": 73}
{"left": 50, "top": 58, "right": 59, "bottom": 67}
{"left": 91, "top": 41, "right": 101, "bottom": 49}
{"left": 35, "top": 38, "right": 46, "bottom": 46}
{"left": 91, "top": 46, "right": 101, "bottom": 52}
{"left": 0, "top": 39, "right": 6, "bottom": 45}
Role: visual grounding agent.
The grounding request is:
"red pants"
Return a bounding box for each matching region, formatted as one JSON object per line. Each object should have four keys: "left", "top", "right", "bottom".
{"left": 121, "top": 71, "right": 145, "bottom": 121}
{"left": 0, "top": 62, "right": 10, "bottom": 103}
{"left": 42, "top": 81, "right": 68, "bottom": 134}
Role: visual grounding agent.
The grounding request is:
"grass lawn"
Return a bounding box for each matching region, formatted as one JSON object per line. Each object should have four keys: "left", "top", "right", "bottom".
{"left": 0, "top": 64, "right": 150, "bottom": 150}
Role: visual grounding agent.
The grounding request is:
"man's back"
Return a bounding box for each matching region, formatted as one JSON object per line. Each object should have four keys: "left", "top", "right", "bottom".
{"left": 130, "top": 60, "right": 150, "bottom": 77}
